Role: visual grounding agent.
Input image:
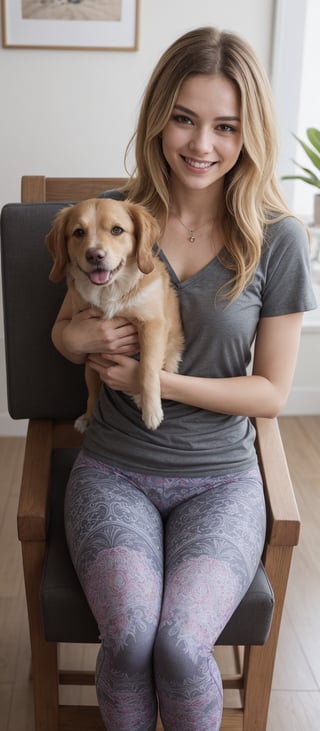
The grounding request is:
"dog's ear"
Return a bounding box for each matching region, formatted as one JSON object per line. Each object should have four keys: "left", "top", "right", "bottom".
{"left": 125, "top": 202, "right": 160, "bottom": 275}
{"left": 45, "top": 206, "right": 71, "bottom": 282}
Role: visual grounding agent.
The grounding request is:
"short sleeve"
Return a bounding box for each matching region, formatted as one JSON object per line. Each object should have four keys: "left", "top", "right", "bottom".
{"left": 260, "top": 217, "right": 317, "bottom": 317}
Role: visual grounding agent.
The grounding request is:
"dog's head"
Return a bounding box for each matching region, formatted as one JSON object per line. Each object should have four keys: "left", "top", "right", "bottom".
{"left": 45, "top": 198, "right": 160, "bottom": 285}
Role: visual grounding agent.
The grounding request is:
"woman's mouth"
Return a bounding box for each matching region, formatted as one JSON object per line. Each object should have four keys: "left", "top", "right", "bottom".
{"left": 182, "top": 156, "right": 215, "bottom": 170}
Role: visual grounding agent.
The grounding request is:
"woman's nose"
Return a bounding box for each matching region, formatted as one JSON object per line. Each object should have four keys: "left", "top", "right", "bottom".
{"left": 190, "top": 126, "right": 214, "bottom": 155}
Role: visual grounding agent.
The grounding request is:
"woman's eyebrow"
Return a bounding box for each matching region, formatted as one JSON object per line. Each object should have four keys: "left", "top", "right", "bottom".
{"left": 215, "top": 115, "right": 241, "bottom": 122}
{"left": 173, "top": 104, "right": 197, "bottom": 117}
{"left": 173, "top": 104, "right": 240, "bottom": 122}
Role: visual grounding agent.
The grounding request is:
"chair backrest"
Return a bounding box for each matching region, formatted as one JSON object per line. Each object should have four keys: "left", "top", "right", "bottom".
{"left": 1, "top": 176, "right": 128, "bottom": 420}
{"left": 21, "top": 175, "right": 128, "bottom": 203}
{"left": 1, "top": 202, "right": 88, "bottom": 420}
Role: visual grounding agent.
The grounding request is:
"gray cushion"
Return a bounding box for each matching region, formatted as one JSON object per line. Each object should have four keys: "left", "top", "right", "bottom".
{"left": 41, "top": 448, "right": 274, "bottom": 646}
{"left": 1, "top": 202, "right": 87, "bottom": 420}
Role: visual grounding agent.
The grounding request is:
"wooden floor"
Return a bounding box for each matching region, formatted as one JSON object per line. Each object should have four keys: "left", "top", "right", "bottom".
{"left": 0, "top": 416, "right": 320, "bottom": 730}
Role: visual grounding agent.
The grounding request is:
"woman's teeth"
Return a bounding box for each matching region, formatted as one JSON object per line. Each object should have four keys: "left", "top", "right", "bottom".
{"left": 184, "top": 157, "right": 213, "bottom": 169}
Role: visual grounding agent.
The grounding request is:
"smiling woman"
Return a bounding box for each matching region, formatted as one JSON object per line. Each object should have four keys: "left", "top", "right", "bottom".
{"left": 161, "top": 75, "right": 242, "bottom": 193}
{"left": 158, "top": 74, "right": 243, "bottom": 276}
{"left": 49, "top": 25, "right": 317, "bottom": 731}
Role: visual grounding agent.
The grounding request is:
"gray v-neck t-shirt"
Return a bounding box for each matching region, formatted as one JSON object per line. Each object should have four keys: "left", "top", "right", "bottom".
{"left": 83, "top": 215, "right": 317, "bottom": 477}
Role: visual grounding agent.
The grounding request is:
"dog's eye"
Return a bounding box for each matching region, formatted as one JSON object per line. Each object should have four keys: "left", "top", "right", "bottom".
{"left": 73, "top": 228, "right": 85, "bottom": 238}
{"left": 111, "top": 226, "right": 124, "bottom": 236}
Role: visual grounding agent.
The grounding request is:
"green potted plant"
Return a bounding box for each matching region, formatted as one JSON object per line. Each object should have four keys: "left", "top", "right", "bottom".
{"left": 282, "top": 127, "right": 320, "bottom": 225}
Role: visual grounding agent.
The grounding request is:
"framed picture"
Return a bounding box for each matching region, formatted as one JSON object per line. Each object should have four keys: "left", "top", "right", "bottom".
{"left": 1, "top": 0, "right": 140, "bottom": 51}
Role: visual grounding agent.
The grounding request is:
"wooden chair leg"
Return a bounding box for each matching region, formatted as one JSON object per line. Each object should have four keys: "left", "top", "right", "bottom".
{"left": 242, "top": 544, "right": 295, "bottom": 730}
{"left": 22, "top": 541, "right": 59, "bottom": 731}
{"left": 242, "top": 643, "right": 270, "bottom": 730}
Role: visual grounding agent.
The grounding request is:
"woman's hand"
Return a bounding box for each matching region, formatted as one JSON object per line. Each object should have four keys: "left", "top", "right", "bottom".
{"left": 51, "top": 288, "right": 139, "bottom": 365}
{"left": 87, "top": 353, "right": 141, "bottom": 396}
{"left": 59, "top": 309, "right": 139, "bottom": 359}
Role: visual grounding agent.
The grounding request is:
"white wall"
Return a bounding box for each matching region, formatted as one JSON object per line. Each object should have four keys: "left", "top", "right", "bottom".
{"left": 270, "top": 0, "right": 320, "bottom": 416}
{"left": 274, "top": 0, "right": 320, "bottom": 221}
{"left": 292, "top": 0, "right": 320, "bottom": 221}
{"left": 0, "top": 0, "right": 275, "bottom": 434}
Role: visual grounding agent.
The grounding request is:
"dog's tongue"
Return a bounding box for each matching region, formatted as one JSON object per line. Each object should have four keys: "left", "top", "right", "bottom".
{"left": 89, "top": 270, "right": 111, "bottom": 285}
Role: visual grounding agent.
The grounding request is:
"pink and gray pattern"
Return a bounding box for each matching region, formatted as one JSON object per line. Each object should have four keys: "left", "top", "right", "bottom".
{"left": 65, "top": 454, "right": 266, "bottom": 730}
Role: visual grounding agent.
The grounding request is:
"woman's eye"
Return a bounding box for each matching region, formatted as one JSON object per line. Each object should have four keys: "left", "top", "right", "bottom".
{"left": 173, "top": 114, "right": 193, "bottom": 125}
{"left": 217, "top": 124, "right": 235, "bottom": 134}
{"left": 73, "top": 227, "right": 85, "bottom": 238}
{"left": 111, "top": 226, "right": 124, "bottom": 236}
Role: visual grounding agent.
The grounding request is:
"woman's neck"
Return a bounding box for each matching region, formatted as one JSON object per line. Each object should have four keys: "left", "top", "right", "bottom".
{"left": 168, "top": 179, "right": 225, "bottom": 227}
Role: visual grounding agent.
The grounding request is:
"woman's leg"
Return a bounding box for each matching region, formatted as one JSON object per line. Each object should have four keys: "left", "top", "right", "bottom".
{"left": 64, "top": 455, "right": 164, "bottom": 731}
{"left": 154, "top": 468, "right": 266, "bottom": 731}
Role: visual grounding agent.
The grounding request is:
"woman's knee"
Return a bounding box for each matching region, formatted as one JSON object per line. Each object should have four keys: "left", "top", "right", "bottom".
{"left": 154, "top": 624, "right": 203, "bottom": 683}
{"left": 101, "top": 623, "right": 158, "bottom": 676}
{"left": 154, "top": 623, "right": 223, "bottom": 729}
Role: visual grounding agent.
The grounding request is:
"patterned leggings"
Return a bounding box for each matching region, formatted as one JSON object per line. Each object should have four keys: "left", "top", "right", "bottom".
{"left": 64, "top": 453, "right": 266, "bottom": 731}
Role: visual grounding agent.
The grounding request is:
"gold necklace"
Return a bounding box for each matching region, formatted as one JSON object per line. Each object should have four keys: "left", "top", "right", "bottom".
{"left": 171, "top": 211, "right": 215, "bottom": 243}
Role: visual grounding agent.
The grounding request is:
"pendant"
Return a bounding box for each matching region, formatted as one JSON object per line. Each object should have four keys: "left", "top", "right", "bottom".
{"left": 188, "top": 230, "right": 196, "bottom": 243}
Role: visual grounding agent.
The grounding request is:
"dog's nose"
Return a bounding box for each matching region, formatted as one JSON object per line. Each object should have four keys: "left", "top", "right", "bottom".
{"left": 86, "top": 248, "right": 106, "bottom": 266}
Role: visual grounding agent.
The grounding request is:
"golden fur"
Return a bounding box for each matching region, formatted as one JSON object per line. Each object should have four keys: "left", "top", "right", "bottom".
{"left": 46, "top": 198, "right": 184, "bottom": 431}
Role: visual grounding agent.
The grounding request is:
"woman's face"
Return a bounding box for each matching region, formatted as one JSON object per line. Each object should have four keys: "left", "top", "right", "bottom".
{"left": 161, "top": 74, "right": 243, "bottom": 192}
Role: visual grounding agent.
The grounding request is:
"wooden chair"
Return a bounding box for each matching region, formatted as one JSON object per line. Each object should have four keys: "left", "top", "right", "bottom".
{"left": 21, "top": 174, "right": 128, "bottom": 204}
{"left": 0, "top": 175, "right": 301, "bottom": 731}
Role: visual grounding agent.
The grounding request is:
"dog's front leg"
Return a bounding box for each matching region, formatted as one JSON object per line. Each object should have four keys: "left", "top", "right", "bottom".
{"left": 74, "top": 363, "right": 102, "bottom": 433}
{"left": 135, "top": 320, "right": 167, "bottom": 430}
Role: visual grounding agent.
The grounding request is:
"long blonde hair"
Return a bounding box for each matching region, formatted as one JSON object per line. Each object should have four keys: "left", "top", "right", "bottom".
{"left": 122, "top": 27, "right": 290, "bottom": 299}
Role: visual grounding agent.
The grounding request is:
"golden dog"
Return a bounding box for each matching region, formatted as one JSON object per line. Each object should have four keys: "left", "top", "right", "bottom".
{"left": 46, "top": 198, "right": 184, "bottom": 431}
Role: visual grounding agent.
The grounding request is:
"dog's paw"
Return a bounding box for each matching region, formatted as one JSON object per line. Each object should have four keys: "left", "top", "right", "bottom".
{"left": 74, "top": 414, "right": 90, "bottom": 433}
{"left": 142, "top": 403, "right": 164, "bottom": 431}
{"left": 132, "top": 393, "right": 163, "bottom": 430}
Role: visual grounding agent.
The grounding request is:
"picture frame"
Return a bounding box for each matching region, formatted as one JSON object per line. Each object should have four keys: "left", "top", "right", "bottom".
{"left": 1, "top": 0, "right": 140, "bottom": 51}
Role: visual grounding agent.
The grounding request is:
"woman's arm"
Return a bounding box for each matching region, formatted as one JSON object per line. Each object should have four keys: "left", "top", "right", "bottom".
{"left": 160, "top": 312, "right": 303, "bottom": 417}
{"left": 90, "top": 312, "right": 303, "bottom": 418}
{"left": 51, "top": 290, "right": 139, "bottom": 365}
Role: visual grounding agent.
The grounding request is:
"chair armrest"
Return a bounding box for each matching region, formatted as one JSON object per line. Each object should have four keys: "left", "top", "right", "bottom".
{"left": 255, "top": 417, "right": 300, "bottom": 547}
{"left": 17, "top": 418, "right": 83, "bottom": 543}
{"left": 17, "top": 419, "right": 53, "bottom": 542}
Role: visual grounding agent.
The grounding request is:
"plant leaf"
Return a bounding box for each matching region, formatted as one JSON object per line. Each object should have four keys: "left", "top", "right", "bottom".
{"left": 307, "top": 128, "right": 320, "bottom": 154}
{"left": 292, "top": 161, "right": 320, "bottom": 183}
{"left": 294, "top": 133, "right": 320, "bottom": 171}
{"left": 281, "top": 174, "right": 320, "bottom": 188}
{"left": 281, "top": 159, "right": 320, "bottom": 187}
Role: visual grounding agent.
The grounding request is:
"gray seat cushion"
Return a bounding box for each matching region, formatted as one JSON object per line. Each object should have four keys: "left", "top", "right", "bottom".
{"left": 41, "top": 448, "right": 274, "bottom": 646}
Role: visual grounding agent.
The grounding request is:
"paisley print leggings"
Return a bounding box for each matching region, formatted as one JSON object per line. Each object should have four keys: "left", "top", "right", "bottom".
{"left": 64, "top": 452, "right": 266, "bottom": 731}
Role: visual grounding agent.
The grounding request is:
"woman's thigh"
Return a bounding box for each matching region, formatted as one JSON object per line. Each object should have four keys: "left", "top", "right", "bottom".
{"left": 152, "top": 468, "right": 266, "bottom": 730}
{"left": 160, "top": 467, "right": 266, "bottom": 649}
{"left": 64, "top": 454, "right": 164, "bottom": 646}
